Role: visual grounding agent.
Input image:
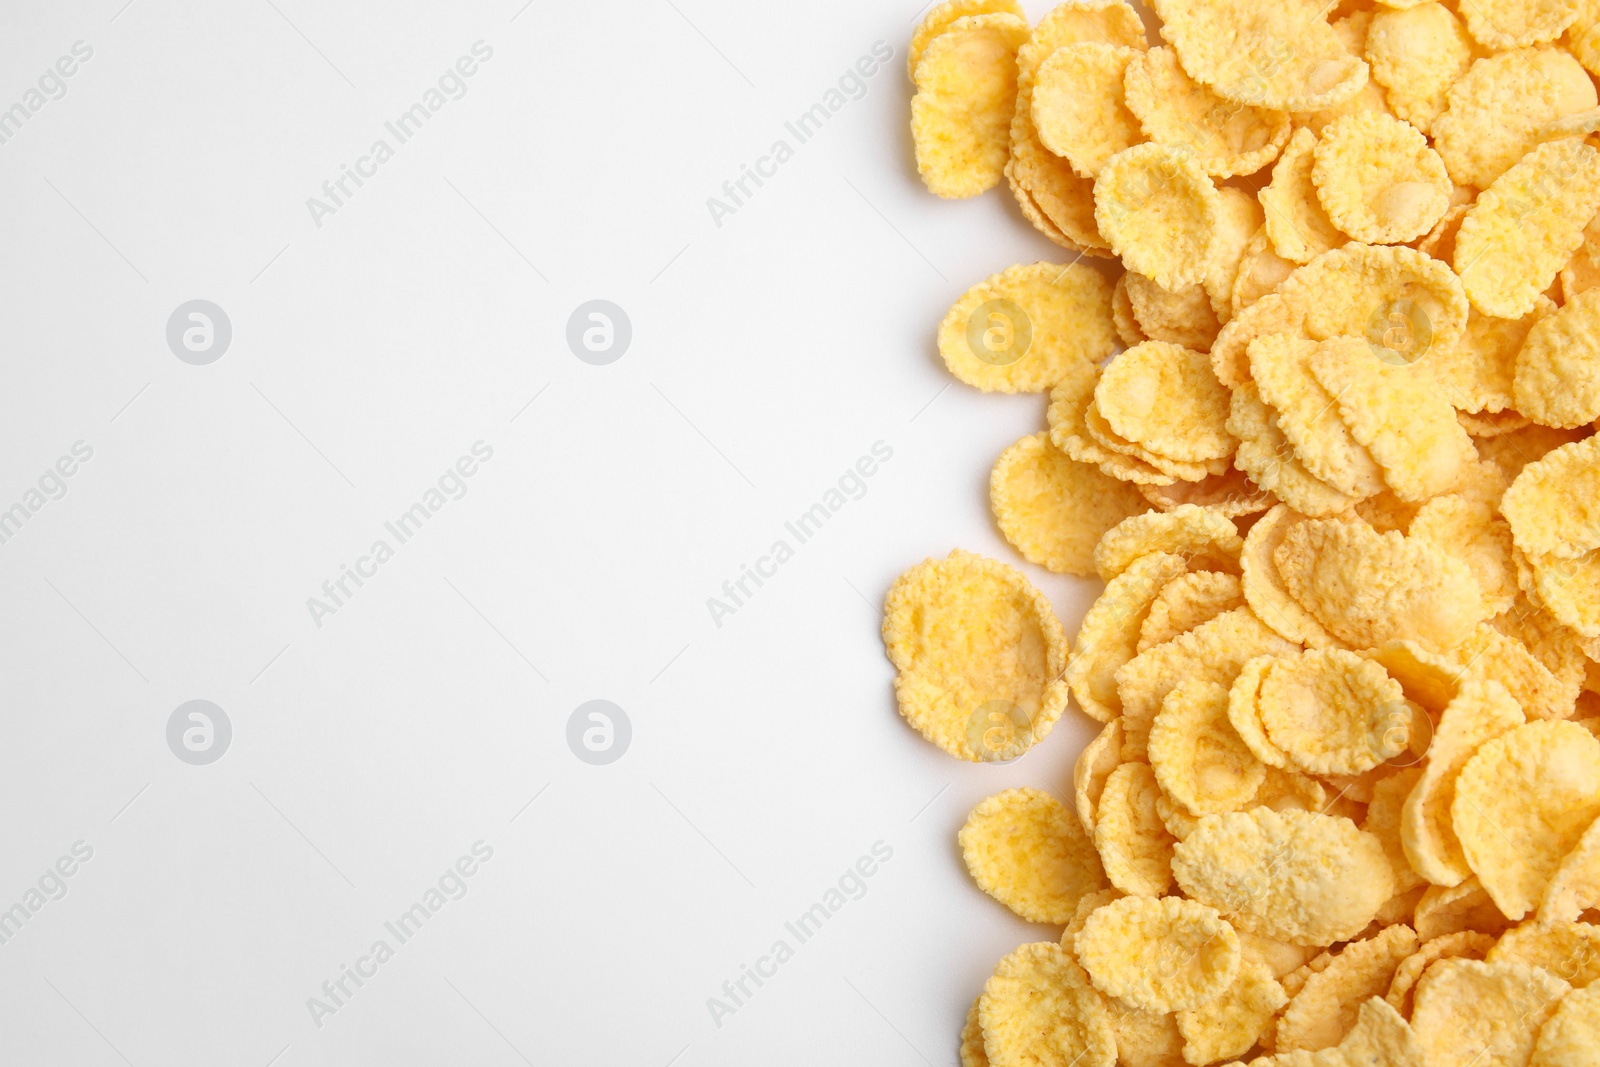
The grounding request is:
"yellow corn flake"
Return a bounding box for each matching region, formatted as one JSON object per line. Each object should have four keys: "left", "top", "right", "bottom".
{"left": 939, "top": 262, "right": 1118, "bottom": 393}
{"left": 1515, "top": 288, "right": 1600, "bottom": 429}
{"left": 1032, "top": 43, "right": 1143, "bottom": 179}
{"left": 1122, "top": 46, "right": 1291, "bottom": 180}
{"left": 1249, "top": 333, "right": 1386, "bottom": 499}
{"left": 1094, "top": 505, "right": 1244, "bottom": 582}
{"left": 1076, "top": 894, "right": 1241, "bottom": 1012}
{"left": 1064, "top": 887, "right": 1127, "bottom": 945}
{"left": 1256, "top": 649, "right": 1411, "bottom": 775}
{"left": 1432, "top": 301, "right": 1552, "bottom": 416}
{"left": 1084, "top": 397, "right": 1227, "bottom": 483}
{"left": 980, "top": 941, "right": 1118, "bottom": 1067}
{"left": 1385, "top": 930, "right": 1496, "bottom": 1018}
{"left": 909, "top": 0, "right": 1025, "bottom": 80}
{"left": 1493, "top": 593, "right": 1594, "bottom": 698}
{"left": 1124, "top": 272, "right": 1221, "bottom": 352}
{"left": 1364, "top": 766, "right": 1427, "bottom": 894}
{"left": 1094, "top": 143, "right": 1222, "bottom": 291}
{"left": 1431, "top": 47, "right": 1598, "bottom": 190}
{"left": 1095, "top": 761, "right": 1177, "bottom": 896}
{"left": 1312, "top": 112, "right": 1451, "bottom": 244}
{"left": 1415, "top": 877, "right": 1517, "bottom": 942}
{"left": 1242, "top": 508, "right": 1351, "bottom": 649}
{"left": 1542, "top": 816, "right": 1600, "bottom": 924}
{"left": 1308, "top": 338, "right": 1478, "bottom": 503}
{"left": 1568, "top": 0, "right": 1600, "bottom": 74}
{"left": 1275, "top": 518, "right": 1487, "bottom": 653}
{"left": 1067, "top": 551, "right": 1192, "bottom": 723}
{"left": 1488, "top": 919, "right": 1600, "bottom": 987}
{"left": 1230, "top": 226, "right": 1297, "bottom": 318}
{"left": 1102, "top": 1001, "right": 1185, "bottom": 1067}
{"left": 1411, "top": 960, "right": 1571, "bottom": 1067}
{"left": 1150, "top": 678, "right": 1268, "bottom": 817}
{"left": 961, "top": 788, "right": 1109, "bottom": 923}
{"left": 1149, "top": 0, "right": 1370, "bottom": 113}
{"left": 990, "top": 431, "right": 1148, "bottom": 577}
{"left": 1454, "top": 622, "right": 1580, "bottom": 721}
{"left": 1206, "top": 189, "right": 1268, "bottom": 324}
{"left": 1275, "top": 923, "right": 1419, "bottom": 1052}
{"left": 1098, "top": 342, "right": 1235, "bottom": 463}
{"left": 1409, "top": 496, "right": 1519, "bottom": 617}
{"left": 1531, "top": 982, "right": 1600, "bottom": 1067}
{"left": 1364, "top": 3, "right": 1475, "bottom": 134}
{"left": 1528, "top": 548, "right": 1600, "bottom": 639}
{"left": 1456, "top": 139, "right": 1600, "bottom": 320}
{"left": 1173, "top": 807, "right": 1394, "bottom": 947}
{"left": 1418, "top": 203, "right": 1469, "bottom": 265}
{"left": 1229, "top": 383, "right": 1361, "bottom": 518}
{"left": 1401, "top": 677, "right": 1526, "bottom": 886}
{"left": 1229, "top": 657, "right": 1297, "bottom": 770}
{"left": 1262, "top": 128, "right": 1348, "bottom": 265}
{"left": 1075, "top": 719, "right": 1123, "bottom": 835}
{"left": 1138, "top": 570, "right": 1245, "bottom": 653}
{"left": 1136, "top": 467, "right": 1275, "bottom": 518}
{"left": 883, "top": 549, "right": 1070, "bottom": 761}
{"left": 1049, "top": 361, "right": 1179, "bottom": 486}
{"left": 1368, "top": 638, "right": 1463, "bottom": 716}
{"left": 1460, "top": 0, "right": 1578, "bottom": 51}
{"left": 1177, "top": 957, "right": 1287, "bottom": 1065}
{"left": 1454, "top": 719, "right": 1600, "bottom": 919}
{"left": 1328, "top": 996, "right": 1427, "bottom": 1067}
{"left": 1112, "top": 273, "right": 1146, "bottom": 347}
{"left": 913, "top": 13, "right": 1032, "bottom": 199}
{"left": 1476, "top": 423, "right": 1592, "bottom": 484}
{"left": 1560, "top": 210, "right": 1600, "bottom": 304}
{"left": 960, "top": 994, "right": 988, "bottom": 1067}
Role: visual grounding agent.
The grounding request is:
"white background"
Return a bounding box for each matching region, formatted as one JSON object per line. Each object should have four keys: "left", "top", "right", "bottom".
{"left": 0, "top": 1, "right": 1112, "bottom": 1063}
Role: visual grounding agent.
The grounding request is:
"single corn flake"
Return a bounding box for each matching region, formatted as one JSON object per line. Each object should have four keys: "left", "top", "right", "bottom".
{"left": 1074, "top": 719, "right": 1122, "bottom": 835}
{"left": 1542, "top": 815, "right": 1600, "bottom": 924}
{"left": 1228, "top": 655, "right": 1296, "bottom": 770}
{"left": 1409, "top": 495, "right": 1520, "bottom": 617}
{"left": 1098, "top": 342, "right": 1235, "bottom": 464}
{"left": 1095, "top": 761, "right": 1176, "bottom": 897}
{"left": 909, "top": 0, "right": 1024, "bottom": 80}
{"left": 1067, "top": 551, "right": 1191, "bottom": 723}
{"left": 1176, "top": 958, "right": 1288, "bottom": 1065}
{"left": 938, "top": 262, "right": 1117, "bottom": 393}
{"left": 1094, "top": 143, "right": 1222, "bottom": 291}
{"left": 1514, "top": 288, "right": 1600, "bottom": 429}
{"left": 990, "top": 431, "right": 1147, "bottom": 577}
{"left": 1257, "top": 648, "right": 1412, "bottom": 775}
{"left": 1313, "top": 111, "right": 1450, "bottom": 244}
{"left": 1241, "top": 505, "right": 1348, "bottom": 649}
{"left": 1488, "top": 919, "right": 1600, "bottom": 987}
{"left": 1364, "top": 766, "right": 1427, "bottom": 894}
{"left": 1454, "top": 621, "right": 1579, "bottom": 721}
{"left": 1432, "top": 302, "right": 1552, "bottom": 416}
{"left": 1414, "top": 877, "right": 1516, "bottom": 942}
{"left": 1093, "top": 505, "right": 1243, "bottom": 582}
{"left": 1032, "top": 43, "right": 1143, "bottom": 179}
{"left": 1527, "top": 547, "right": 1600, "bottom": 640}
{"left": 1531, "top": 983, "right": 1600, "bottom": 1067}
{"left": 1275, "top": 923, "right": 1418, "bottom": 1052}
{"left": 1365, "top": 3, "right": 1475, "bottom": 134}
{"left": 961, "top": 788, "right": 1108, "bottom": 923}
{"left": 1138, "top": 570, "right": 1244, "bottom": 653}
{"left": 1385, "top": 931, "right": 1496, "bottom": 1018}
{"left": 1124, "top": 272, "right": 1221, "bottom": 352}
{"left": 1049, "top": 360, "right": 1178, "bottom": 485}
{"left": 1410, "top": 960, "right": 1571, "bottom": 1067}
{"left": 1262, "top": 128, "right": 1348, "bottom": 265}
{"left": 1122, "top": 46, "right": 1291, "bottom": 179}
{"left": 1460, "top": 0, "right": 1578, "bottom": 51}
{"left": 979, "top": 941, "right": 1117, "bottom": 1067}
{"left": 1230, "top": 226, "right": 1297, "bottom": 318}
{"left": 1149, "top": 678, "right": 1267, "bottom": 816}
{"left": 959, "top": 994, "right": 987, "bottom": 1067}
{"left": 912, "top": 13, "right": 1031, "bottom": 198}
{"left": 1075, "top": 894, "right": 1241, "bottom": 1013}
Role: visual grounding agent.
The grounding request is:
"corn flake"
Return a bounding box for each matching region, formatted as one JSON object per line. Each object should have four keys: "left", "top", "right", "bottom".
{"left": 1151, "top": 678, "right": 1268, "bottom": 817}
{"left": 1514, "top": 288, "right": 1600, "bottom": 429}
{"left": 1312, "top": 111, "right": 1451, "bottom": 244}
{"left": 1139, "top": 570, "right": 1245, "bottom": 653}
{"left": 1249, "top": 333, "right": 1386, "bottom": 499}
{"left": 1262, "top": 128, "right": 1348, "bottom": 265}
{"left": 980, "top": 941, "right": 1117, "bottom": 1067}
{"left": 1068, "top": 551, "right": 1192, "bottom": 723}
{"left": 913, "top": 13, "right": 1031, "bottom": 198}
{"left": 1542, "top": 816, "right": 1600, "bottom": 924}
{"left": 1364, "top": 3, "right": 1474, "bottom": 134}
{"left": 1488, "top": 919, "right": 1600, "bottom": 987}
{"left": 910, "top": 0, "right": 1025, "bottom": 80}
{"left": 1124, "top": 272, "right": 1222, "bottom": 352}
{"left": 1531, "top": 982, "right": 1600, "bottom": 1067}
{"left": 1258, "top": 649, "right": 1412, "bottom": 775}
{"left": 1076, "top": 894, "right": 1241, "bottom": 1012}
{"left": 1275, "top": 923, "right": 1418, "bottom": 1052}
{"left": 1094, "top": 505, "right": 1244, "bottom": 582}
{"left": 991, "top": 431, "right": 1148, "bottom": 577}
{"left": 1385, "top": 930, "right": 1495, "bottom": 1017}
{"left": 1094, "top": 143, "right": 1222, "bottom": 290}
{"left": 1122, "top": 46, "right": 1291, "bottom": 180}
{"left": 1460, "top": 0, "right": 1578, "bottom": 51}
{"left": 939, "top": 262, "right": 1118, "bottom": 393}
{"left": 1099, "top": 342, "right": 1235, "bottom": 464}
{"left": 1410, "top": 960, "right": 1571, "bottom": 1067}
{"left": 1075, "top": 718, "right": 1123, "bottom": 835}
{"left": 1096, "top": 761, "right": 1178, "bottom": 896}
{"left": 1032, "top": 43, "right": 1144, "bottom": 179}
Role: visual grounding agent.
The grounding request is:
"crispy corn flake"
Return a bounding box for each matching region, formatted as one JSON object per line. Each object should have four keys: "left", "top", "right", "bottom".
{"left": 1137, "top": 467, "right": 1275, "bottom": 518}
{"left": 1431, "top": 47, "right": 1598, "bottom": 190}
{"left": 1084, "top": 398, "right": 1225, "bottom": 482}
{"left": 1456, "top": 139, "right": 1600, "bottom": 320}
{"left": 1528, "top": 548, "right": 1600, "bottom": 639}
{"left": 1569, "top": 0, "right": 1600, "bottom": 74}
{"left": 1242, "top": 507, "right": 1348, "bottom": 648}
{"left": 1149, "top": 0, "right": 1370, "bottom": 113}
{"left": 1124, "top": 272, "right": 1221, "bottom": 352}
{"left": 980, "top": 941, "right": 1118, "bottom": 1067}
{"left": 1262, "top": 128, "right": 1348, "bottom": 266}
{"left": 1275, "top": 923, "right": 1418, "bottom": 1052}
{"left": 1460, "top": 0, "right": 1578, "bottom": 51}
{"left": 1229, "top": 656, "right": 1297, "bottom": 770}
{"left": 883, "top": 550, "right": 1070, "bottom": 761}
{"left": 1411, "top": 960, "right": 1571, "bottom": 1067}
{"left": 913, "top": 13, "right": 1031, "bottom": 198}
{"left": 1094, "top": 505, "right": 1244, "bottom": 582}
{"left": 1433, "top": 301, "right": 1551, "bottom": 416}
{"left": 1151, "top": 678, "right": 1267, "bottom": 816}
{"left": 1401, "top": 678, "right": 1526, "bottom": 886}
{"left": 1531, "top": 982, "right": 1600, "bottom": 1067}
{"left": 1076, "top": 894, "right": 1242, "bottom": 1012}
{"left": 1415, "top": 877, "right": 1516, "bottom": 942}
{"left": 1364, "top": 3, "right": 1474, "bottom": 134}
{"left": 1313, "top": 111, "right": 1450, "bottom": 245}
{"left": 1329, "top": 996, "right": 1426, "bottom": 1067}
{"left": 1122, "top": 46, "right": 1291, "bottom": 180}
{"left": 1094, "top": 143, "right": 1222, "bottom": 290}
{"left": 1112, "top": 273, "right": 1146, "bottom": 347}
{"left": 1068, "top": 551, "right": 1192, "bottom": 723}
{"left": 1099, "top": 342, "right": 1235, "bottom": 463}
{"left": 1560, "top": 211, "right": 1600, "bottom": 304}
{"left": 1542, "top": 816, "right": 1600, "bottom": 923}
{"left": 960, "top": 994, "right": 988, "bottom": 1067}
{"left": 991, "top": 431, "right": 1148, "bottom": 577}
{"left": 1139, "top": 570, "right": 1245, "bottom": 653}
{"left": 1103, "top": 1001, "right": 1185, "bottom": 1067}
{"left": 1176, "top": 957, "right": 1288, "bottom": 1064}
{"left": 909, "top": 0, "right": 1025, "bottom": 80}
{"left": 1369, "top": 638, "right": 1464, "bottom": 716}
{"left": 961, "top": 788, "right": 1109, "bottom": 923}
{"left": 1075, "top": 719, "right": 1123, "bottom": 835}
{"left": 1050, "top": 361, "right": 1179, "bottom": 486}
{"left": 1454, "top": 719, "right": 1600, "bottom": 919}
{"left": 1488, "top": 919, "right": 1600, "bottom": 987}
{"left": 1364, "top": 766, "right": 1427, "bottom": 894}
{"left": 1230, "top": 226, "right": 1297, "bottom": 318}
{"left": 1206, "top": 189, "right": 1267, "bottom": 324}
{"left": 1455, "top": 622, "right": 1580, "bottom": 721}
{"left": 1032, "top": 43, "right": 1143, "bottom": 179}
{"left": 1172, "top": 807, "right": 1394, "bottom": 946}
{"left": 939, "top": 262, "right": 1118, "bottom": 393}
{"left": 1065, "top": 887, "right": 1128, "bottom": 945}
{"left": 1095, "top": 761, "right": 1178, "bottom": 896}
{"left": 1385, "top": 931, "right": 1495, "bottom": 1018}
{"left": 1249, "top": 333, "right": 1387, "bottom": 498}
{"left": 1257, "top": 648, "right": 1411, "bottom": 775}
{"left": 1514, "top": 288, "right": 1600, "bottom": 429}
{"left": 1409, "top": 496, "right": 1520, "bottom": 617}
{"left": 1228, "top": 382, "right": 1360, "bottom": 518}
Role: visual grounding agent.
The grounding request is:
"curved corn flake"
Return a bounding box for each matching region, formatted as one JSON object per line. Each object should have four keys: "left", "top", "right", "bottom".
{"left": 1262, "top": 128, "right": 1347, "bottom": 265}
{"left": 1229, "top": 657, "right": 1296, "bottom": 770}
{"left": 1257, "top": 648, "right": 1412, "bottom": 775}
{"left": 1123, "top": 46, "right": 1291, "bottom": 180}
{"left": 1515, "top": 288, "right": 1600, "bottom": 429}
{"left": 1094, "top": 505, "right": 1243, "bottom": 582}
{"left": 1364, "top": 766, "right": 1427, "bottom": 894}
{"left": 1275, "top": 519, "right": 1486, "bottom": 653}
{"left": 1094, "top": 761, "right": 1176, "bottom": 896}
{"left": 1137, "top": 467, "right": 1275, "bottom": 518}
{"left": 1561, "top": 210, "right": 1600, "bottom": 304}
{"left": 883, "top": 550, "right": 1070, "bottom": 761}
{"left": 1385, "top": 931, "right": 1495, "bottom": 1018}
{"left": 1064, "top": 887, "right": 1127, "bottom": 945}
{"left": 938, "top": 262, "right": 1117, "bottom": 393}
{"left": 1048, "top": 362, "right": 1178, "bottom": 486}
{"left": 1369, "top": 638, "right": 1464, "bottom": 716}
{"left": 1542, "top": 815, "right": 1600, "bottom": 924}
{"left": 1488, "top": 919, "right": 1600, "bottom": 987}
{"left": 1149, "top": 0, "right": 1369, "bottom": 113}
{"left": 1331, "top": 997, "right": 1426, "bottom": 1067}
{"left": 1124, "top": 272, "right": 1221, "bottom": 352}
{"left": 1032, "top": 43, "right": 1142, "bottom": 179}
{"left": 1206, "top": 189, "right": 1267, "bottom": 324}
{"left": 1460, "top": 0, "right": 1578, "bottom": 51}
{"left": 1411, "top": 960, "right": 1571, "bottom": 1067}
{"left": 1312, "top": 111, "right": 1450, "bottom": 244}
{"left": 1228, "top": 382, "right": 1360, "bottom": 518}
{"left": 1365, "top": 3, "right": 1474, "bottom": 134}
{"left": 1112, "top": 272, "right": 1146, "bottom": 347}
{"left": 1242, "top": 506, "right": 1348, "bottom": 648}
{"left": 1531, "top": 983, "right": 1600, "bottom": 1067}
{"left": 1458, "top": 620, "right": 1580, "bottom": 722}
{"left": 980, "top": 942, "right": 1117, "bottom": 1067}
{"left": 1276, "top": 923, "right": 1418, "bottom": 1052}
{"left": 1415, "top": 877, "right": 1516, "bottom": 942}
{"left": 961, "top": 788, "right": 1108, "bottom": 923}
{"left": 1248, "top": 333, "right": 1386, "bottom": 498}
{"left": 1433, "top": 301, "right": 1552, "bottom": 416}
{"left": 912, "top": 13, "right": 1031, "bottom": 198}
{"left": 1455, "top": 719, "right": 1600, "bottom": 919}
{"left": 1067, "top": 552, "right": 1191, "bottom": 723}
{"left": 1475, "top": 423, "right": 1591, "bottom": 484}
{"left": 1075, "top": 895, "right": 1241, "bottom": 1013}
{"left": 1489, "top": 597, "right": 1591, "bottom": 705}
{"left": 990, "top": 431, "right": 1147, "bottom": 577}
{"left": 1150, "top": 678, "right": 1267, "bottom": 816}
{"left": 1156, "top": 791, "right": 1199, "bottom": 843}
{"left": 1103, "top": 1001, "right": 1184, "bottom": 1067}
{"left": 1074, "top": 719, "right": 1122, "bottom": 836}
{"left": 1084, "top": 398, "right": 1224, "bottom": 483}
{"left": 1138, "top": 570, "right": 1244, "bottom": 653}
{"left": 908, "top": 0, "right": 1024, "bottom": 81}
{"left": 1172, "top": 807, "right": 1394, "bottom": 946}
{"left": 959, "top": 994, "right": 988, "bottom": 1067}
{"left": 1307, "top": 338, "right": 1478, "bottom": 503}
{"left": 1528, "top": 548, "right": 1600, "bottom": 639}
{"left": 1176, "top": 957, "right": 1287, "bottom": 1065}
{"left": 1098, "top": 342, "right": 1234, "bottom": 463}
{"left": 1230, "top": 225, "right": 1297, "bottom": 318}
{"left": 1456, "top": 139, "right": 1600, "bottom": 320}
{"left": 1431, "top": 47, "right": 1597, "bottom": 190}
{"left": 1409, "top": 496, "right": 1519, "bottom": 617}
{"left": 1094, "top": 143, "right": 1222, "bottom": 290}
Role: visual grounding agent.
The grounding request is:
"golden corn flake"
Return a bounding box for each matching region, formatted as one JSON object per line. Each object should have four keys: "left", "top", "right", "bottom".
{"left": 1531, "top": 982, "right": 1600, "bottom": 1067}
{"left": 1488, "top": 919, "right": 1600, "bottom": 987}
{"left": 990, "top": 431, "right": 1147, "bottom": 577}
{"left": 1242, "top": 506, "right": 1347, "bottom": 649}
{"left": 883, "top": 549, "right": 1070, "bottom": 761}
{"left": 1122, "top": 46, "right": 1291, "bottom": 180}
{"left": 1515, "top": 288, "right": 1600, "bottom": 429}
{"left": 1432, "top": 302, "right": 1551, "bottom": 417}
{"left": 912, "top": 13, "right": 1031, "bottom": 199}
{"left": 1096, "top": 761, "right": 1178, "bottom": 897}
{"left": 1094, "top": 504, "right": 1244, "bottom": 582}
{"left": 1415, "top": 877, "right": 1516, "bottom": 941}
{"left": 1262, "top": 128, "right": 1348, "bottom": 266}
{"left": 1364, "top": 766, "right": 1427, "bottom": 894}
{"left": 960, "top": 994, "right": 988, "bottom": 1067}
{"left": 1312, "top": 111, "right": 1451, "bottom": 244}
{"left": 1098, "top": 342, "right": 1235, "bottom": 464}
{"left": 1075, "top": 718, "right": 1123, "bottom": 835}
{"left": 1368, "top": 638, "right": 1463, "bottom": 716}
{"left": 1032, "top": 43, "right": 1143, "bottom": 179}
{"left": 1150, "top": 678, "right": 1267, "bottom": 816}
{"left": 1138, "top": 570, "right": 1244, "bottom": 653}
{"left": 1402, "top": 677, "right": 1526, "bottom": 887}
{"left": 909, "top": 0, "right": 1024, "bottom": 80}
{"left": 939, "top": 262, "right": 1117, "bottom": 393}
{"left": 980, "top": 941, "right": 1117, "bottom": 1067}
{"left": 1454, "top": 719, "right": 1600, "bottom": 919}
{"left": 1174, "top": 807, "right": 1395, "bottom": 947}
{"left": 1542, "top": 816, "right": 1600, "bottom": 924}
{"left": 1229, "top": 656, "right": 1296, "bottom": 770}
{"left": 1103, "top": 1002, "right": 1184, "bottom": 1067}
{"left": 1094, "top": 143, "right": 1221, "bottom": 291}
{"left": 1454, "top": 622, "right": 1580, "bottom": 721}
{"left": 1123, "top": 272, "right": 1221, "bottom": 352}
{"left": 1364, "top": 3, "right": 1475, "bottom": 134}
{"left": 1083, "top": 398, "right": 1224, "bottom": 483}
{"left": 1229, "top": 382, "right": 1360, "bottom": 518}
{"left": 1409, "top": 496, "right": 1520, "bottom": 617}
{"left": 1460, "top": 0, "right": 1578, "bottom": 51}
{"left": 1075, "top": 894, "right": 1241, "bottom": 1012}
{"left": 1176, "top": 957, "right": 1287, "bottom": 1064}
{"left": 1528, "top": 548, "right": 1600, "bottom": 640}
{"left": 1455, "top": 138, "right": 1600, "bottom": 320}
{"left": 1248, "top": 333, "right": 1386, "bottom": 499}
{"left": 1411, "top": 960, "right": 1571, "bottom": 1067}
{"left": 1431, "top": 47, "right": 1598, "bottom": 191}
{"left": 960, "top": 787, "right": 1108, "bottom": 923}
{"left": 1385, "top": 930, "right": 1496, "bottom": 1018}
{"left": 1230, "top": 225, "right": 1297, "bottom": 319}
{"left": 1205, "top": 188, "right": 1267, "bottom": 324}
{"left": 1136, "top": 467, "right": 1275, "bottom": 518}
{"left": 1275, "top": 923, "right": 1418, "bottom": 1052}
{"left": 1331, "top": 996, "right": 1427, "bottom": 1067}
{"left": 1112, "top": 273, "right": 1146, "bottom": 347}
{"left": 1049, "top": 360, "right": 1178, "bottom": 486}
{"left": 1258, "top": 649, "right": 1412, "bottom": 775}
{"left": 1068, "top": 551, "right": 1191, "bottom": 722}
